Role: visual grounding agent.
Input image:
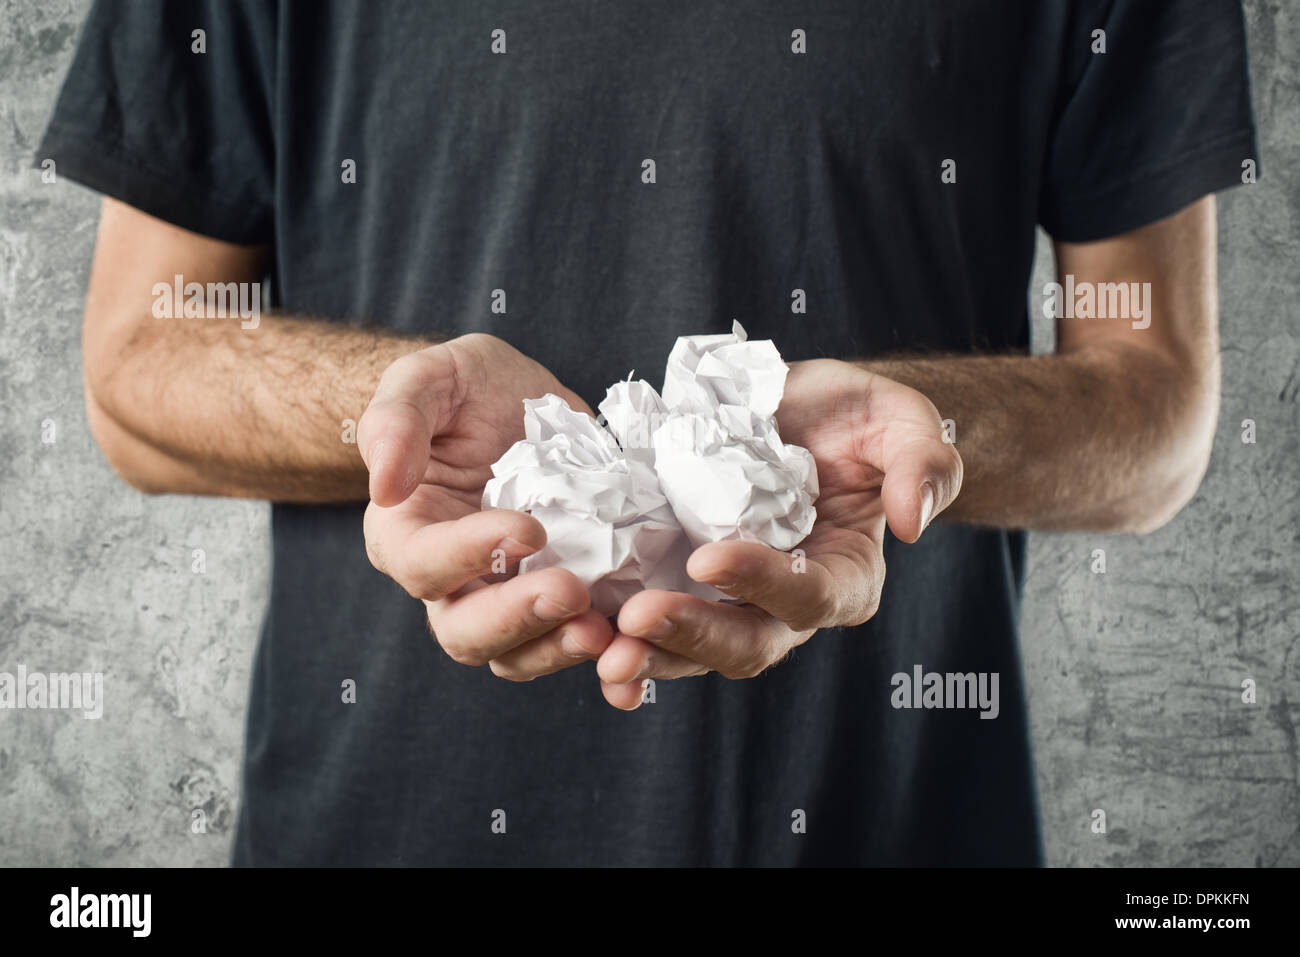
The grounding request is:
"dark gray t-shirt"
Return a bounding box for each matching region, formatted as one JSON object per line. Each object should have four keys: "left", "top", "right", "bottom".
{"left": 42, "top": 0, "right": 1255, "bottom": 865}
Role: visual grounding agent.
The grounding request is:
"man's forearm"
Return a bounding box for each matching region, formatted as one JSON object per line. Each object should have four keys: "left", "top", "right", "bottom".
{"left": 860, "top": 341, "right": 1219, "bottom": 533}
{"left": 85, "top": 311, "right": 435, "bottom": 501}
{"left": 90, "top": 316, "right": 1217, "bottom": 529}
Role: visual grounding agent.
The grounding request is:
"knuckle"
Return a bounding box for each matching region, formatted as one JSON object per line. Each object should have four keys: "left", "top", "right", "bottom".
{"left": 844, "top": 572, "right": 884, "bottom": 627}
{"left": 912, "top": 389, "right": 944, "bottom": 427}
{"left": 768, "top": 644, "right": 797, "bottom": 671}
{"left": 722, "top": 656, "right": 766, "bottom": 680}
{"left": 400, "top": 567, "right": 447, "bottom": 602}
{"left": 387, "top": 351, "right": 432, "bottom": 381}
{"left": 781, "top": 577, "right": 837, "bottom": 631}
{"left": 866, "top": 556, "right": 886, "bottom": 618}
{"left": 843, "top": 602, "right": 875, "bottom": 628}
{"left": 785, "top": 610, "right": 826, "bottom": 632}
{"left": 454, "top": 332, "right": 499, "bottom": 350}
{"left": 440, "top": 637, "right": 488, "bottom": 667}
{"left": 395, "top": 550, "right": 462, "bottom": 602}
{"left": 376, "top": 541, "right": 430, "bottom": 600}
{"left": 422, "top": 567, "right": 469, "bottom": 602}
{"left": 399, "top": 576, "right": 431, "bottom": 601}
{"left": 863, "top": 587, "right": 883, "bottom": 621}
{"left": 792, "top": 594, "right": 836, "bottom": 632}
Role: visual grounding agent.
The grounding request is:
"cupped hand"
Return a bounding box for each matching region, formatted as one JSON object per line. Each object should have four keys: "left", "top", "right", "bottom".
{"left": 594, "top": 358, "right": 964, "bottom": 709}
{"left": 358, "top": 334, "right": 615, "bottom": 679}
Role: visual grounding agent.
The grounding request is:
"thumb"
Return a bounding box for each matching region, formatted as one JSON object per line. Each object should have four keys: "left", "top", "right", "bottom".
{"left": 357, "top": 348, "right": 459, "bottom": 507}
{"left": 878, "top": 430, "right": 964, "bottom": 545}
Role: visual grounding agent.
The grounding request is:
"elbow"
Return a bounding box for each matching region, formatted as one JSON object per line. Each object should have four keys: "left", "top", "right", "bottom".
{"left": 1110, "top": 365, "right": 1220, "bottom": 536}
{"left": 82, "top": 317, "right": 166, "bottom": 496}
{"left": 82, "top": 372, "right": 164, "bottom": 496}
{"left": 1115, "top": 433, "right": 1213, "bottom": 535}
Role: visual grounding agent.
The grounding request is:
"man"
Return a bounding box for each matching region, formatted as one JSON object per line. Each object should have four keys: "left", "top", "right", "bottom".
{"left": 42, "top": 0, "right": 1255, "bottom": 865}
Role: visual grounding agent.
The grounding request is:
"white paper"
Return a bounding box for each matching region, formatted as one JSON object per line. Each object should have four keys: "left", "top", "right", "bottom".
{"left": 482, "top": 322, "right": 818, "bottom": 615}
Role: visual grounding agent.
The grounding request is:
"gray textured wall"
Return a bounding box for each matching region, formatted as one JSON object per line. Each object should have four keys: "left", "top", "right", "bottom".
{"left": 1, "top": 1, "right": 1295, "bottom": 867}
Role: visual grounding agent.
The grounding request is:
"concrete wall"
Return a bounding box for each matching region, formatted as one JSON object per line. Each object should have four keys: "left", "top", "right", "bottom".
{"left": 1, "top": 0, "right": 1295, "bottom": 866}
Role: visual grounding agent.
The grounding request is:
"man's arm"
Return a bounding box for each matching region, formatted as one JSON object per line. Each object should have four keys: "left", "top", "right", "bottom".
{"left": 82, "top": 198, "right": 434, "bottom": 501}
{"left": 595, "top": 197, "right": 1222, "bottom": 706}
{"left": 84, "top": 196, "right": 617, "bottom": 679}
{"left": 862, "top": 196, "right": 1219, "bottom": 534}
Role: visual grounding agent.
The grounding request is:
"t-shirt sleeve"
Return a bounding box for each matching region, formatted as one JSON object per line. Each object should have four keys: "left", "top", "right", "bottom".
{"left": 1039, "top": 0, "right": 1258, "bottom": 242}
{"left": 37, "top": 0, "right": 277, "bottom": 245}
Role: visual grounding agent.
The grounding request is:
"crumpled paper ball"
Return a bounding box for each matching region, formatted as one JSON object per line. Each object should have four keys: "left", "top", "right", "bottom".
{"left": 482, "top": 321, "right": 818, "bottom": 615}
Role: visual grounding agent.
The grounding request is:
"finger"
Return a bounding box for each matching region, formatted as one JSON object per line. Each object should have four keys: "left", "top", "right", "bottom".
{"left": 428, "top": 566, "right": 591, "bottom": 666}
{"left": 488, "top": 610, "right": 615, "bottom": 682}
{"left": 364, "top": 501, "right": 546, "bottom": 600}
{"left": 878, "top": 432, "right": 963, "bottom": 543}
{"left": 357, "top": 349, "right": 460, "bottom": 506}
{"left": 685, "top": 536, "right": 882, "bottom": 630}
{"left": 614, "top": 590, "right": 793, "bottom": 679}
{"left": 853, "top": 377, "right": 965, "bottom": 543}
{"left": 600, "top": 679, "right": 650, "bottom": 711}
{"left": 595, "top": 633, "right": 711, "bottom": 684}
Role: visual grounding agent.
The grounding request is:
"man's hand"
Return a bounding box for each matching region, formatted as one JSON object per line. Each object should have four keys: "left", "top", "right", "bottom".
{"left": 358, "top": 334, "right": 616, "bottom": 679}
{"left": 594, "top": 358, "right": 964, "bottom": 709}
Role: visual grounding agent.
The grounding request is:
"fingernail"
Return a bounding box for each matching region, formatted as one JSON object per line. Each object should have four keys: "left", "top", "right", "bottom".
{"left": 559, "top": 631, "right": 590, "bottom": 658}
{"left": 709, "top": 577, "right": 737, "bottom": 591}
{"left": 918, "top": 481, "right": 935, "bottom": 534}
{"left": 495, "top": 537, "right": 535, "bottom": 560}
{"left": 633, "top": 656, "right": 655, "bottom": 680}
{"left": 602, "top": 680, "right": 642, "bottom": 711}
{"left": 533, "top": 595, "right": 576, "bottom": 622}
{"left": 632, "top": 618, "right": 673, "bottom": 641}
